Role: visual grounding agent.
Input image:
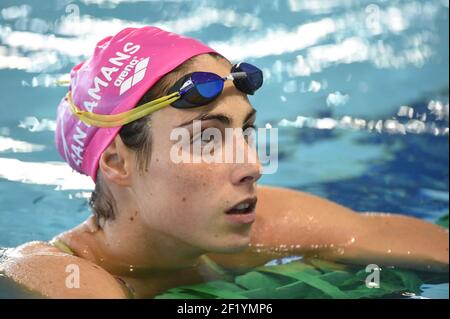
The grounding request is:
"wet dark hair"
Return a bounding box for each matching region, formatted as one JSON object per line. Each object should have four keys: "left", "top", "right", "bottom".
{"left": 88, "top": 53, "right": 229, "bottom": 225}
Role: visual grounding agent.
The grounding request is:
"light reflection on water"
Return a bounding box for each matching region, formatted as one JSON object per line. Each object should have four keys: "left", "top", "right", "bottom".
{"left": 278, "top": 100, "right": 449, "bottom": 136}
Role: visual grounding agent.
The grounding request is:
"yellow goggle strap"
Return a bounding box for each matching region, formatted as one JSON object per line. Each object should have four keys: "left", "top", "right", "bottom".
{"left": 66, "top": 91, "right": 181, "bottom": 127}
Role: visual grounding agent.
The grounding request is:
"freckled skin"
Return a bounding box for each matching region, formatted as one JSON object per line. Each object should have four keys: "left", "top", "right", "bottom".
{"left": 123, "top": 55, "right": 261, "bottom": 255}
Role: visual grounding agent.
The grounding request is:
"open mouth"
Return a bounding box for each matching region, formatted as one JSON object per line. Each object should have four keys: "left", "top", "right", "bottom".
{"left": 225, "top": 197, "right": 258, "bottom": 215}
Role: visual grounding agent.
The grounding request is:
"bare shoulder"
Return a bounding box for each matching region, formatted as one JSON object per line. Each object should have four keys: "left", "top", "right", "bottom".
{"left": 0, "top": 241, "right": 126, "bottom": 298}
{"left": 252, "top": 185, "right": 362, "bottom": 246}
{"left": 255, "top": 185, "right": 357, "bottom": 233}
{"left": 256, "top": 185, "right": 355, "bottom": 215}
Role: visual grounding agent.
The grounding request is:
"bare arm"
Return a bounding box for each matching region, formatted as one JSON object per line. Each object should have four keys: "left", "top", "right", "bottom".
{"left": 322, "top": 212, "right": 449, "bottom": 272}
{"left": 209, "top": 186, "right": 449, "bottom": 272}
{"left": 0, "top": 241, "right": 127, "bottom": 298}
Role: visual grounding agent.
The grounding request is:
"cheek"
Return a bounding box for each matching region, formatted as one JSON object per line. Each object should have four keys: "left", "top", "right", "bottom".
{"left": 138, "top": 130, "right": 233, "bottom": 218}
{"left": 141, "top": 160, "right": 226, "bottom": 231}
{"left": 167, "top": 162, "right": 219, "bottom": 199}
{"left": 149, "top": 137, "right": 225, "bottom": 191}
{"left": 144, "top": 152, "right": 225, "bottom": 208}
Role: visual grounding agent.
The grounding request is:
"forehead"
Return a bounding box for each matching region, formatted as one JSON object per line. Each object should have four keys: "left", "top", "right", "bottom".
{"left": 189, "top": 54, "right": 232, "bottom": 74}
{"left": 151, "top": 54, "right": 254, "bottom": 129}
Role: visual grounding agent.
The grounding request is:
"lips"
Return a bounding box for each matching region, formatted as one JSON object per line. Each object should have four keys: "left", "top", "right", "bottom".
{"left": 224, "top": 197, "right": 258, "bottom": 225}
{"left": 225, "top": 197, "right": 257, "bottom": 215}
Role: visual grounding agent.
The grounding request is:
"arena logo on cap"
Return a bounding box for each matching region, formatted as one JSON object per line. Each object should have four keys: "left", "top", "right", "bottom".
{"left": 117, "top": 57, "right": 150, "bottom": 95}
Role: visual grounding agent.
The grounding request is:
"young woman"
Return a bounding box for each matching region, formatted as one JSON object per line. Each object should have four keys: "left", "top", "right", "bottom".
{"left": 0, "top": 26, "right": 448, "bottom": 298}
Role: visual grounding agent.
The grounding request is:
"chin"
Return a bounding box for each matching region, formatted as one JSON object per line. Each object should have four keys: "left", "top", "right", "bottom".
{"left": 209, "top": 236, "right": 251, "bottom": 254}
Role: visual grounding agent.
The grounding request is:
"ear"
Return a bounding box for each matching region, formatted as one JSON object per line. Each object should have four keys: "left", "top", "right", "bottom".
{"left": 99, "top": 135, "right": 134, "bottom": 187}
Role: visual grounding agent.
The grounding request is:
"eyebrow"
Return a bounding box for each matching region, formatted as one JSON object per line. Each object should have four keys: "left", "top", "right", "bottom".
{"left": 176, "top": 108, "right": 257, "bottom": 128}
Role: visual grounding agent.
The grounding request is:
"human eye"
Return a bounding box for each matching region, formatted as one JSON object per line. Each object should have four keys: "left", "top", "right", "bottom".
{"left": 243, "top": 122, "right": 257, "bottom": 143}
{"left": 191, "top": 125, "right": 223, "bottom": 146}
{"left": 243, "top": 123, "right": 256, "bottom": 130}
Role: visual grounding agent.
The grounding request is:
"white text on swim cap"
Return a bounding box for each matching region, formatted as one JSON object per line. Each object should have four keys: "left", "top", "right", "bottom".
{"left": 68, "top": 42, "right": 142, "bottom": 170}
{"left": 116, "top": 57, "right": 150, "bottom": 95}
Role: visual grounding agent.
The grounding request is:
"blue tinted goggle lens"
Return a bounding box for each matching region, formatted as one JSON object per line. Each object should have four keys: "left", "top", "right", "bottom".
{"left": 192, "top": 72, "right": 224, "bottom": 99}
{"left": 169, "top": 62, "right": 263, "bottom": 109}
{"left": 237, "top": 63, "right": 262, "bottom": 86}
{"left": 231, "top": 62, "right": 263, "bottom": 95}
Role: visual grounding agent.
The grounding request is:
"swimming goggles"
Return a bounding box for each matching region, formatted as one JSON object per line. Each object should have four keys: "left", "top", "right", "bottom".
{"left": 66, "top": 62, "right": 263, "bottom": 127}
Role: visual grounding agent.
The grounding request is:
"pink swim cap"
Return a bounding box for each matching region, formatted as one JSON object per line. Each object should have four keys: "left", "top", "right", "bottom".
{"left": 55, "top": 26, "right": 218, "bottom": 181}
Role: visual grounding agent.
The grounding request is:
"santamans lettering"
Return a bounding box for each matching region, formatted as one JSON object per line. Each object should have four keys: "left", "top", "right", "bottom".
{"left": 66, "top": 42, "right": 142, "bottom": 168}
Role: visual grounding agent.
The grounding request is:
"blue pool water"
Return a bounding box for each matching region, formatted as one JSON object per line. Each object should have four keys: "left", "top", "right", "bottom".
{"left": 0, "top": 0, "right": 448, "bottom": 298}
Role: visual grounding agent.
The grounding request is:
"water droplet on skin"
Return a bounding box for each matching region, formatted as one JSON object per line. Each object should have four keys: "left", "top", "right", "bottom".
{"left": 407, "top": 251, "right": 411, "bottom": 255}
{"left": 350, "top": 237, "right": 355, "bottom": 244}
{"left": 337, "top": 248, "right": 345, "bottom": 255}
{"left": 387, "top": 249, "right": 392, "bottom": 254}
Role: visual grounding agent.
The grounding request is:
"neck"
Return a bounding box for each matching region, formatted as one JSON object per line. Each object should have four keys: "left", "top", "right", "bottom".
{"left": 59, "top": 215, "right": 208, "bottom": 297}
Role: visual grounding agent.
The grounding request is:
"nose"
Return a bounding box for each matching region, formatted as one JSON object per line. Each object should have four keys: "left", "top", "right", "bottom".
{"left": 232, "top": 166, "right": 262, "bottom": 187}
{"left": 230, "top": 136, "right": 262, "bottom": 186}
{"left": 231, "top": 161, "right": 262, "bottom": 185}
